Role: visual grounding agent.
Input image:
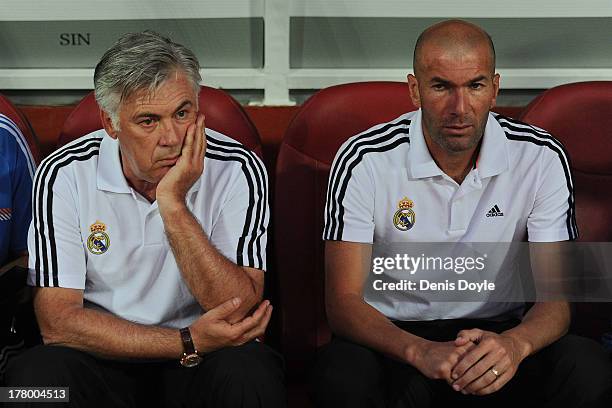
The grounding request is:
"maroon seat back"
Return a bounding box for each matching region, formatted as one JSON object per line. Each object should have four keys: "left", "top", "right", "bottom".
{"left": 59, "top": 86, "right": 263, "bottom": 159}
{"left": 520, "top": 82, "right": 612, "bottom": 242}
{"left": 520, "top": 81, "right": 612, "bottom": 338}
{"left": 275, "top": 82, "right": 417, "bottom": 376}
{"left": 0, "top": 93, "right": 41, "bottom": 164}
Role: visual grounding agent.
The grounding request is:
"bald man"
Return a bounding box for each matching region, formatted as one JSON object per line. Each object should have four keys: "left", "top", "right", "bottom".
{"left": 315, "top": 20, "right": 611, "bottom": 407}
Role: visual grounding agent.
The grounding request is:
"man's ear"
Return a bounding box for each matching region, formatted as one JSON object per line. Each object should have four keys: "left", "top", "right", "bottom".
{"left": 407, "top": 74, "right": 422, "bottom": 108}
{"left": 490, "top": 73, "right": 501, "bottom": 109}
{"left": 100, "top": 109, "right": 118, "bottom": 139}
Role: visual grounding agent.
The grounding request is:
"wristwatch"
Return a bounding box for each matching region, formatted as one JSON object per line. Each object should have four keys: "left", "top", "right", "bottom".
{"left": 179, "top": 327, "right": 203, "bottom": 367}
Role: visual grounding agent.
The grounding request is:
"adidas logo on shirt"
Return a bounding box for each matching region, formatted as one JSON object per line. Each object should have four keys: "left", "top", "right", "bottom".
{"left": 486, "top": 205, "right": 504, "bottom": 217}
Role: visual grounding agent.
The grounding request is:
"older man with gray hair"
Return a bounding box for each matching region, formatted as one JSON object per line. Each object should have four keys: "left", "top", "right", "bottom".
{"left": 5, "top": 31, "right": 285, "bottom": 408}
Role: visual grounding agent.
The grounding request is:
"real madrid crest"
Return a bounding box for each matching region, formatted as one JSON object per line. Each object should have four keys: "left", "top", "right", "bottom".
{"left": 393, "top": 197, "right": 416, "bottom": 231}
{"left": 87, "top": 220, "right": 110, "bottom": 255}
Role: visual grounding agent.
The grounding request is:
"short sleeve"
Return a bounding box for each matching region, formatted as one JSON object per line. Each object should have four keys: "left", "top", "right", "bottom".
{"left": 28, "top": 168, "right": 87, "bottom": 288}
{"left": 209, "top": 152, "right": 269, "bottom": 271}
{"left": 324, "top": 139, "right": 375, "bottom": 243}
{"left": 527, "top": 147, "right": 578, "bottom": 242}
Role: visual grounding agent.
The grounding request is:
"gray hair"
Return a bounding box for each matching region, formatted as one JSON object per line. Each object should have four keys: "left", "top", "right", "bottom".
{"left": 94, "top": 31, "right": 201, "bottom": 129}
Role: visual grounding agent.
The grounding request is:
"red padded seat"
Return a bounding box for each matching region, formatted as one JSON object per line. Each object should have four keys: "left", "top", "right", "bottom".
{"left": 275, "top": 81, "right": 417, "bottom": 376}
{"left": 520, "top": 81, "right": 612, "bottom": 339}
{"left": 520, "top": 82, "right": 612, "bottom": 242}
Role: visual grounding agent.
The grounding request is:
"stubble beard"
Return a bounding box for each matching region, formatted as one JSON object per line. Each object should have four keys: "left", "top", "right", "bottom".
{"left": 424, "top": 112, "right": 488, "bottom": 154}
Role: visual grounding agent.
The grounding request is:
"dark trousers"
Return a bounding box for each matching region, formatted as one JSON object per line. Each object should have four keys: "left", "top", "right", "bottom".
{"left": 313, "top": 319, "right": 612, "bottom": 408}
{"left": 5, "top": 341, "right": 286, "bottom": 408}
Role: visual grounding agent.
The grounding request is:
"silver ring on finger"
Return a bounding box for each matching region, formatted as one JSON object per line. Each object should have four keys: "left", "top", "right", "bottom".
{"left": 490, "top": 368, "right": 500, "bottom": 379}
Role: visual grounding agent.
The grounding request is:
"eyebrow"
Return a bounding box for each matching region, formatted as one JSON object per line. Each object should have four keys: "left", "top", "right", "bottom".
{"left": 429, "top": 75, "right": 488, "bottom": 85}
{"left": 174, "top": 100, "right": 193, "bottom": 114}
{"left": 133, "top": 100, "right": 193, "bottom": 120}
{"left": 469, "top": 75, "right": 487, "bottom": 83}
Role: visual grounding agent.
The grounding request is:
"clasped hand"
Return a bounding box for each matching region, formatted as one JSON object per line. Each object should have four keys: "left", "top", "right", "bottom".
{"left": 415, "top": 329, "right": 524, "bottom": 396}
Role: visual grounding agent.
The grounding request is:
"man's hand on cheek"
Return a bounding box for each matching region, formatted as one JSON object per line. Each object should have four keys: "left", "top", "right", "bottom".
{"left": 157, "top": 113, "right": 206, "bottom": 212}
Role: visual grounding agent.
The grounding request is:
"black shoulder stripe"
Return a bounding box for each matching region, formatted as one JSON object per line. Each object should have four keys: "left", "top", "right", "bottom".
{"left": 35, "top": 138, "right": 102, "bottom": 286}
{"left": 207, "top": 135, "right": 268, "bottom": 269}
{"left": 333, "top": 137, "right": 410, "bottom": 240}
{"left": 504, "top": 134, "right": 577, "bottom": 240}
{"left": 205, "top": 138, "right": 268, "bottom": 269}
{"left": 206, "top": 133, "right": 251, "bottom": 151}
{"left": 33, "top": 138, "right": 96, "bottom": 286}
{"left": 495, "top": 114, "right": 551, "bottom": 137}
{"left": 494, "top": 117, "right": 577, "bottom": 240}
{"left": 325, "top": 119, "right": 411, "bottom": 238}
{"left": 495, "top": 115, "right": 577, "bottom": 239}
{"left": 326, "top": 124, "right": 410, "bottom": 240}
{"left": 326, "top": 119, "right": 411, "bottom": 215}
{"left": 496, "top": 116, "right": 571, "bottom": 156}
{"left": 34, "top": 138, "right": 102, "bottom": 287}
{"left": 205, "top": 148, "right": 263, "bottom": 269}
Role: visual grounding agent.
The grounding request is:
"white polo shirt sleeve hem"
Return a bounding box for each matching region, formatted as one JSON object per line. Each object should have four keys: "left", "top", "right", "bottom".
{"left": 528, "top": 229, "right": 574, "bottom": 243}
{"left": 327, "top": 230, "right": 374, "bottom": 244}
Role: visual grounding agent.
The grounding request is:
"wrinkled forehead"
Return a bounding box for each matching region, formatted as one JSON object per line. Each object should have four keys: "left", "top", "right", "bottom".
{"left": 121, "top": 74, "right": 199, "bottom": 112}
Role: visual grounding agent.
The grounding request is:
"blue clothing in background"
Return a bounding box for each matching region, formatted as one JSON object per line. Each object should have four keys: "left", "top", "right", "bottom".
{"left": 0, "top": 114, "right": 35, "bottom": 266}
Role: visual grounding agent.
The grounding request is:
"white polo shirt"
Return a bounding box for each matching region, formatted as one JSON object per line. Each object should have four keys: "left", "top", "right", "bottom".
{"left": 324, "top": 109, "right": 577, "bottom": 321}
{"left": 27, "top": 128, "right": 268, "bottom": 329}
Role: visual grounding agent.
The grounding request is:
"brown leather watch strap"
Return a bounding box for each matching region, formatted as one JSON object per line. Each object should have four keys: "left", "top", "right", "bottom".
{"left": 179, "top": 327, "right": 197, "bottom": 354}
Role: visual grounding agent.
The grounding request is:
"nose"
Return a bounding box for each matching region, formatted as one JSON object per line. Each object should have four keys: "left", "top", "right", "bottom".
{"left": 449, "top": 88, "right": 468, "bottom": 116}
{"left": 158, "top": 119, "right": 183, "bottom": 147}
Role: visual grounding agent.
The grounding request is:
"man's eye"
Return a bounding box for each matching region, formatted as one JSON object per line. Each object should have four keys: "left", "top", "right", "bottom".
{"left": 139, "top": 118, "right": 154, "bottom": 126}
{"left": 432, "top": 84, "right": 446, "bottom": 91}
{"left": 176, "top": 110, "right": 187, "bottom": 119}
{"left": 470, "top": 83, "right": 484, "bottom": 90}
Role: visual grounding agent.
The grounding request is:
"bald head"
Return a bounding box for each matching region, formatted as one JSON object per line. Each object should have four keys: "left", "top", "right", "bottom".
{"left": 413, "top": 20, "right": 496, "bottom": 76}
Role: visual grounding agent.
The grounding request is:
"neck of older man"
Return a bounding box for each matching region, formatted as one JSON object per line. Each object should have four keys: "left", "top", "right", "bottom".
{"left": 117, "top": 150, "right": 159, "bottom": 203}
{"left": 127, "top": 177, "right": 158, "bottom": 203}
{"left": 135, "top": 183, "right": 158, "bottom": 203}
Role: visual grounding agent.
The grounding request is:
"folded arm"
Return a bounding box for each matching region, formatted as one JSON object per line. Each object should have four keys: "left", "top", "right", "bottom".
{"left": 156, "top": 114, "right": 266, "bottom": 322}
{"left": 34, "top": 286, "right": 272, "bottom": 360}
{"left": 161, "top": 205, "right": 264, "bottom": 323}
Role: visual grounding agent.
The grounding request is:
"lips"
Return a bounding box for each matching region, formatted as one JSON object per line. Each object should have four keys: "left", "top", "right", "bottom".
{"left": 443, "top": 124, "right": 473, "bottom": 135}
{"left": 158, "top": 156, "right": 179, "bottom": 166}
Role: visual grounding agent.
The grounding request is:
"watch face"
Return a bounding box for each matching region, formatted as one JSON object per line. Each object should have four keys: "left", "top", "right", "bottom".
{"left": 180, "top": 353, "right": 203, "bottom": 368}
